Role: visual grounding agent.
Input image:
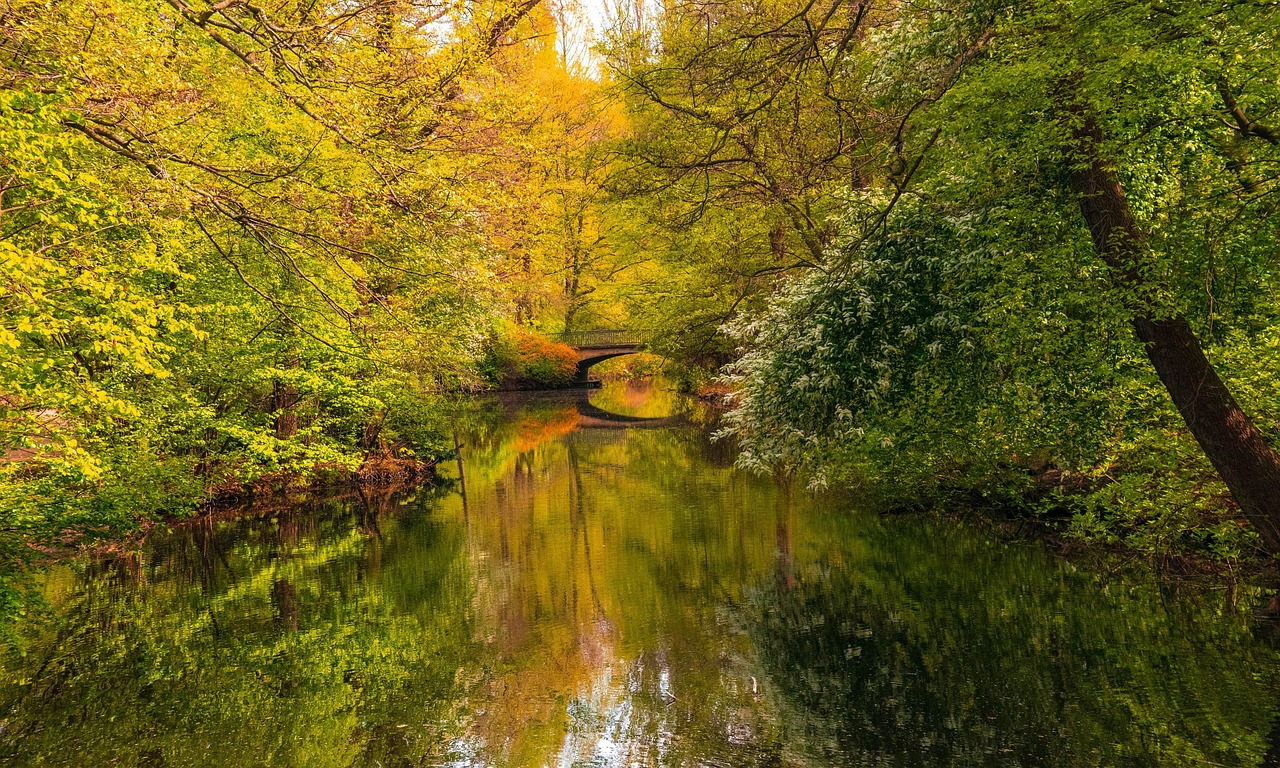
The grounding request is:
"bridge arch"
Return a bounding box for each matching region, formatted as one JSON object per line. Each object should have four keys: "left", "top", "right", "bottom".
{"left": 555, "top": 330, "right": 646, "bottom": 385}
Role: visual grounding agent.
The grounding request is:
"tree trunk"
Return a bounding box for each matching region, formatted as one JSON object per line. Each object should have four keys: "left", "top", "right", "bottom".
{"left": 273, "top": 377, "right": 299, "bottom": 440}
{"left": 272, "top": 578, "right": 298, "bottom": 632}
{"left": 1067, "top": 110, "right": 1280, "bottom": 552}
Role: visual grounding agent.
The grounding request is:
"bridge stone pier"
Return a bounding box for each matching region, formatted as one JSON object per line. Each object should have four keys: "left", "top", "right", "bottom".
{"left": 556, "top": 330, "right": 644, "bottom": 386}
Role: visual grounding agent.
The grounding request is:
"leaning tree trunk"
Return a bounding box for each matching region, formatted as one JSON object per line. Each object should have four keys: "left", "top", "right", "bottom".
{"left": 1068, "top": 110, "right": 1280, "bottom": 553}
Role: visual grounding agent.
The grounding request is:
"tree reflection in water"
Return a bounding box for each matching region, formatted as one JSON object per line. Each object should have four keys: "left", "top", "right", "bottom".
{"left": 2, "top": 383, "right": 1279, "bottom": 766}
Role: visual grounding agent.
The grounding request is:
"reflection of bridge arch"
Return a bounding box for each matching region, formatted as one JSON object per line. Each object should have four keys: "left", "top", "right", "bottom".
{"left": 573, "top": 395, "right": 686, "bottom": 430}
{"left": 555, "top": 330, "right": 645, "bottom": 385}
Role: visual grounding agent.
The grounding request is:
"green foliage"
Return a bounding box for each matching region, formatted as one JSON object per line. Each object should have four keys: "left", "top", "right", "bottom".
{"left": 2, "top": 0, "right": 1278, "bottom": 573}
{"left": 722, "top": 197, "right": 1133, "bottom": 491}
{"left": 0, "top": 0, "right": 571, "bottom": 557}
{"left": 643, "top": 0, "right": 1280, "bottom": 560}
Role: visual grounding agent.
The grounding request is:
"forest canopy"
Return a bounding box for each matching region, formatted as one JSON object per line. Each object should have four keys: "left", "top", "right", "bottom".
{"left": 3, "top": 0, "right": 1280, "bottom": 566}
{"left": 605, "top": 0, "right": 1280, "bottom": 561}
{"left": 0, "top": 0, "right": 630, "bottom": 547}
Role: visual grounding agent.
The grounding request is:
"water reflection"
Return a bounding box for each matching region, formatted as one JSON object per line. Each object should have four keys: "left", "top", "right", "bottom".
{"left": 2, "top": 386, "right": 1280, "bottom": 766}
{"left": 586, "top": 378, "right": 688, "bottom": 420}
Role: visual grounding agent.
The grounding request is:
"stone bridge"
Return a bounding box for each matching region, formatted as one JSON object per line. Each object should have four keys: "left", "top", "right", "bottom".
{"left": 555, "top": 330, "right": 645, "bottom": 385}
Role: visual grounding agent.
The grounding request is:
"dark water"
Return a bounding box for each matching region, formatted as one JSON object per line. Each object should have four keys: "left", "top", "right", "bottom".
{"left": 3, "top": 381, "right": 1280, "bottom": 766}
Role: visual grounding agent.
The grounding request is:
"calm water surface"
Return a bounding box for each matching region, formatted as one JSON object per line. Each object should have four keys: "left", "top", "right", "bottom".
{"left": 3, "top": 380, "right": 1280, "bottom": 766}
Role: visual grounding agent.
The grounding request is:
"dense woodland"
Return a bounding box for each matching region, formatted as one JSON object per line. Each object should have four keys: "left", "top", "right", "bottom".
{"left": 3, "top": 0, "right": 1280, "bottom": 572}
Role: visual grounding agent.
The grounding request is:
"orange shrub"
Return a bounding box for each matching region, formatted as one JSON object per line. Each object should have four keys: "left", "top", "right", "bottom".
{"left": 513, "top": 330, "right": 579, "bottom": 386}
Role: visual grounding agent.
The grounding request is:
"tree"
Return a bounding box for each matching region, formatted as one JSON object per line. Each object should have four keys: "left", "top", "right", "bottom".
{"left": 602, "top": 0, "right": 982, "bottom": 380}
{"left": 946, "top": 0, "right": 1280, "bottom": 550}
{"left": 631, "top": 0, "right": 1280, "bottom": 553}
{"left": 1063, "top": 103, "right": 1280, "bottom": 550}
{"left": 0, "top": 0, "right": 612, "bottom": 554}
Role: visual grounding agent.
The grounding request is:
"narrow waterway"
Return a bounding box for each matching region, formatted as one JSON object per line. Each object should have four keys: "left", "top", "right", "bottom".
{"left": 3, "top": 380, "right": 1280, "bottom": 766}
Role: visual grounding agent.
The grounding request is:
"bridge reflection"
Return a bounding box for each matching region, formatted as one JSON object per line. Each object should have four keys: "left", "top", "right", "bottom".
{"left": 571, "top": 391, "right": 686, "bottom": 430}
{"left": 491, "top": 379, "right": 691, "bottom": 436}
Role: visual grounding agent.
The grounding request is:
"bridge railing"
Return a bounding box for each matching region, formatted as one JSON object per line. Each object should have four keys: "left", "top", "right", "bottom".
{"left": 555, "top": 329, "right": 643, "bottom": 349}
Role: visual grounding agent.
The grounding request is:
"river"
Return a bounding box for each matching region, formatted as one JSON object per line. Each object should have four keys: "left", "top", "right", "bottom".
{"left": 2, "top": 379, "right": 1279, "bottom": 766}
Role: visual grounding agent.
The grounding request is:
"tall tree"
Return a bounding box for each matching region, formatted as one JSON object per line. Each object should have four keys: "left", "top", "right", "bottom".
{"left": 1063, "top": 103, "right": 1280, "bottom": 549}
{"left": 628, "top": 0, "right": 1280, "bottom": 552}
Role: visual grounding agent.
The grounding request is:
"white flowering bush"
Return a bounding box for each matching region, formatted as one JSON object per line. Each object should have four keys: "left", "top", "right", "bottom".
{"left": 720, "top": 194, "right": 1140, "bottom": 493}
{"left": 721, "top": 203, "right": 986, "bottom": 488}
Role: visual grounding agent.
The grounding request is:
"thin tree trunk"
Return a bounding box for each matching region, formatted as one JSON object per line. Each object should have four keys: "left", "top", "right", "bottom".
{"left": 272, "top": 578, "right": 298, "bottom": 632}
{"left": 273, "top": 375, "right": 299, "bottom": 440}
{"left": 1067, "top": 110, "right": 1280, "bottom": 552}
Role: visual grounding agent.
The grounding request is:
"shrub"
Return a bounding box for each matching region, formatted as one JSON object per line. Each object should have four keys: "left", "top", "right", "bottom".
{"left": 514, "top": 331, "right": 579, "bottom": 386}
{"left": 480, "top": 328, "right": 579, "bottom": 388}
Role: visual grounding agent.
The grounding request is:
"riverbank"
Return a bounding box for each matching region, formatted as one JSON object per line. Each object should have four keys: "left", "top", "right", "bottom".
{"left": 5, "top": 374, "right": 1271, "bottom": 592}
{"left": 820, "top": 454, "right": 1271, "bottom": 576}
